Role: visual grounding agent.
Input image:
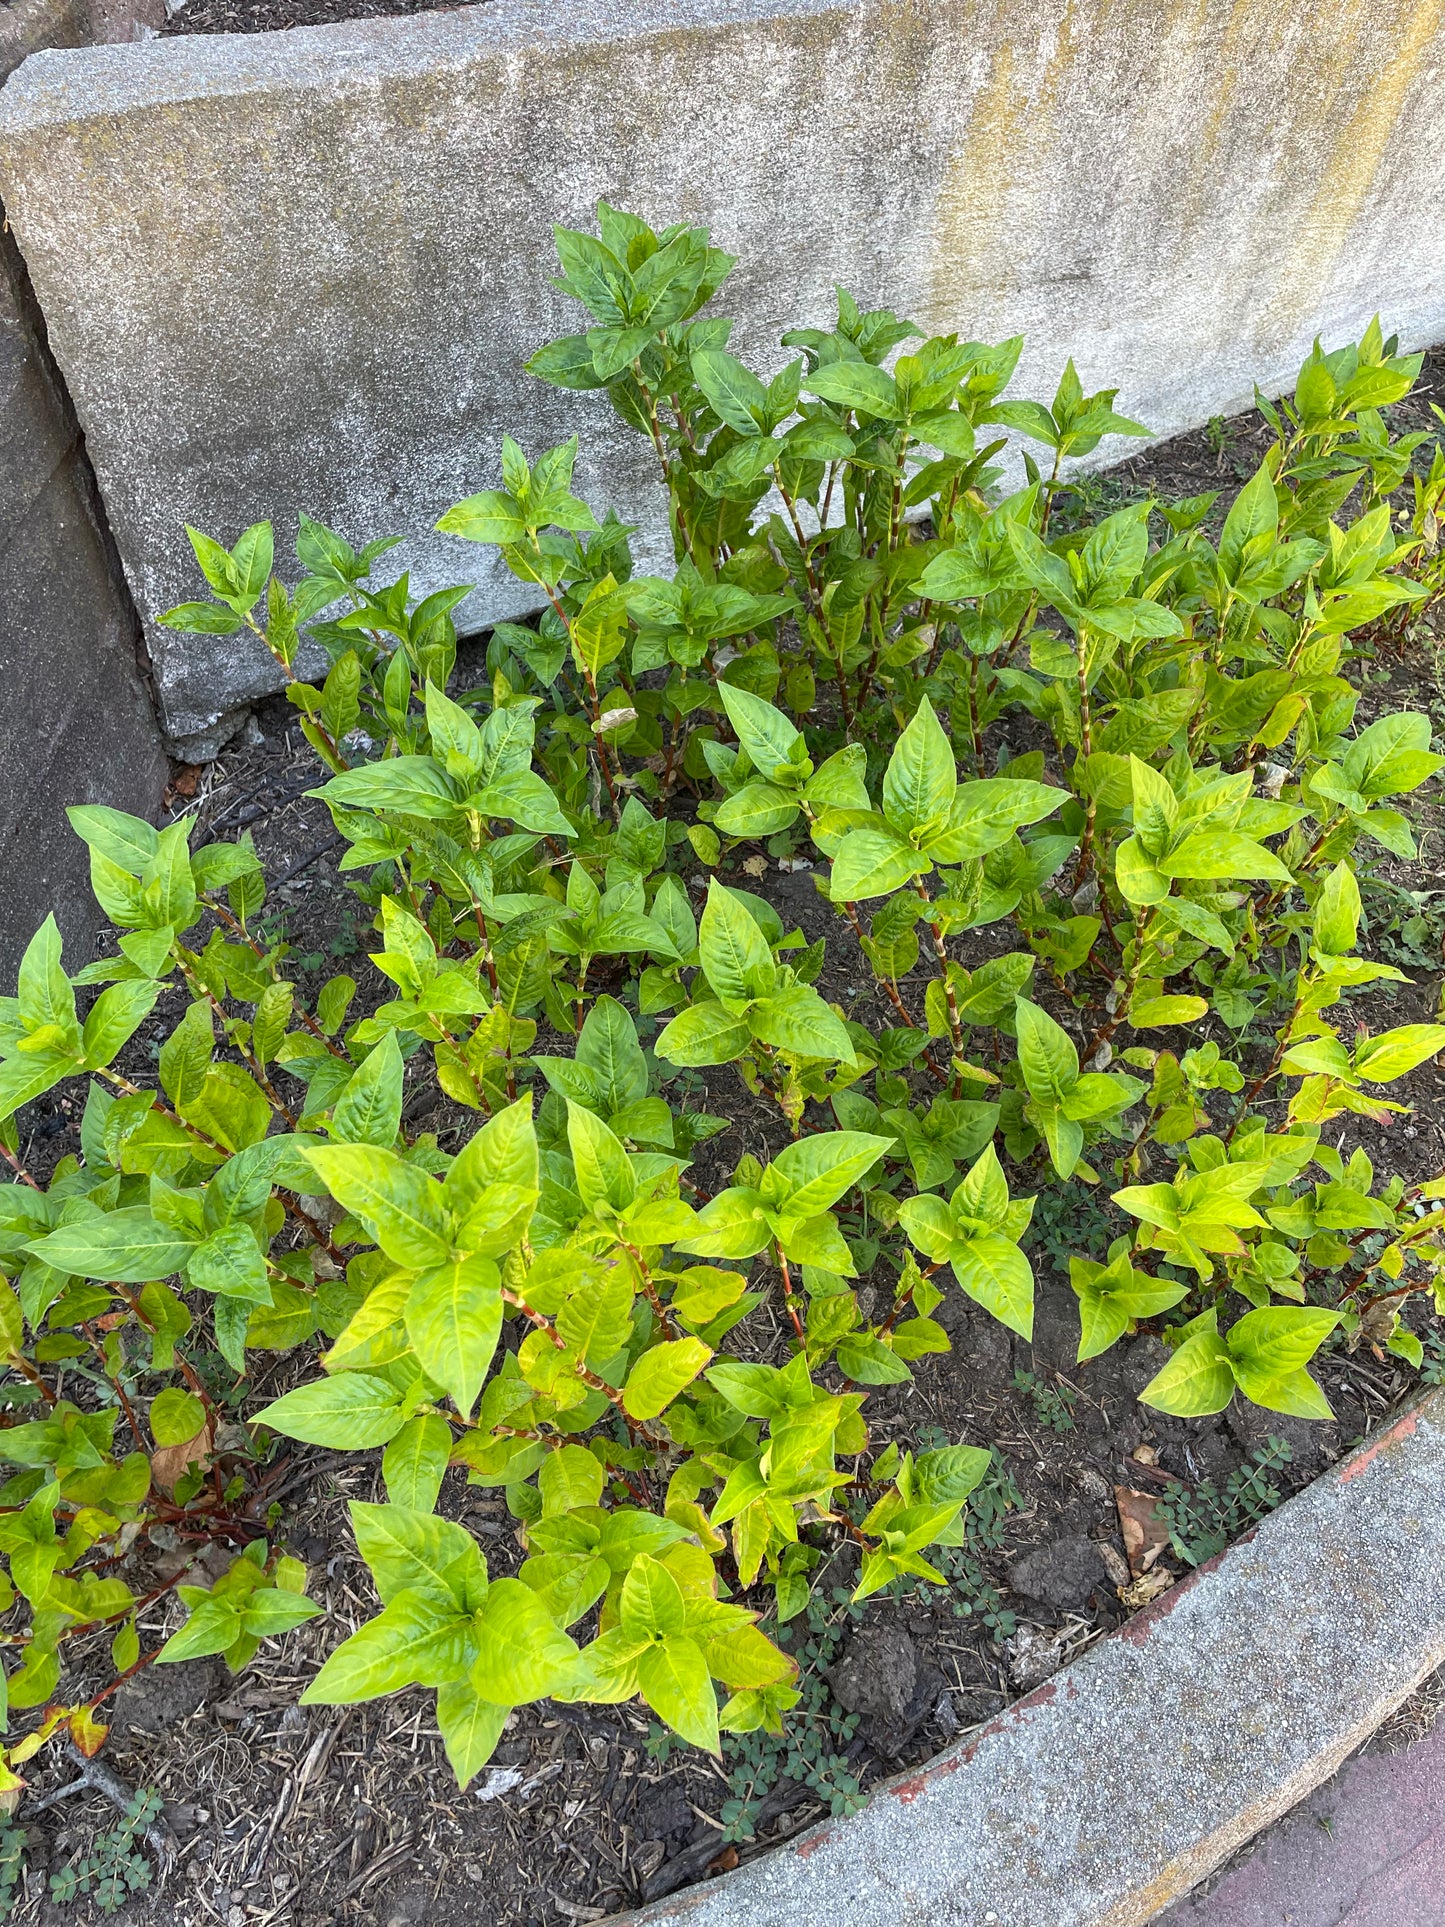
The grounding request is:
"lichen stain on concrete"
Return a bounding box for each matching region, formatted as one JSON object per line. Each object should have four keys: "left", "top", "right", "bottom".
{"left": 1260, "top": 0, "right": 1444, "bottom": 346}
{"left": 1338, "top": 1407, "right": 1422, "bottom": 1483}
{"left": 924, "top": 41, "right": 1014, "bottom": 331}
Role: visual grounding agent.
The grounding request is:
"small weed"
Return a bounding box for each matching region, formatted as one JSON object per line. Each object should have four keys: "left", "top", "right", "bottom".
{"left": 1155, "top": 1440, "right": 1294, "bottom": 1567}
{"left": 48, "top": 1789, "right": 159, "bottom": 1914}
{"left": 0, "top": 1820, "right": 24, "bottom": 1921}
{"left": 1012, "top": 1368, "right": 1077, "bottom": 1434}
{"left": 1048, "top": 471, "right": 1148, "bottom": 535}
{"left": 1026, "top": 1183, "right": 1122, "bottom": 1267}
{"left": 1361, "top": 877, "right": 1445, "bottom": 972}
{"left": 1205, "top": 414, "right": 1229, "bottom": 456}
{"left": 648, "top": 1588, "right": 869, "bottom": 1844}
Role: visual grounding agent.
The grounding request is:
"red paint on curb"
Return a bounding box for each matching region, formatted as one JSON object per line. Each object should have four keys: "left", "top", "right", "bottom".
{"left": 1339, "top": 1409, "right": 1419, "bottom": 1482}
{"left": 793, "top": 1828, "right": 837, "bottom": 1861}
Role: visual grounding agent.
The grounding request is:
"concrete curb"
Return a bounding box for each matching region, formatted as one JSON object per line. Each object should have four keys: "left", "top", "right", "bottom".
{"left": 611, "top": 1394, "right": 1445, "bottom": 1927}
{"left": 4, "top": 0, "right": 1445, "bottom": 746}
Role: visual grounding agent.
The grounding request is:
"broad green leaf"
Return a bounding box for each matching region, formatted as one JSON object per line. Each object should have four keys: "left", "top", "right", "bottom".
{"left": 382, "top": 1413, "right": 453, "bottom": 1512}
{"left": 775, "top": 1210, "right": 855, "bottom": 1275}
{"left": 332, "top": 1034, "right": 404, "bottom": 1148}
{"left": 921, "top": 779, "right": 1069, "bottom": 863}
{"left": 470, "top": 1576, "right": 580, "bottom": 1703}
{"left": 1218, "top": 461, "right": 1278, "bottom": 583}
{"left": 1073, "top": 1284, "right": 1133, "bottom": 1363}
{"left": 1312, "top": 860, "right": 1361, "bottom": 957}
{"left": 538, "top": 1443, "right": 605, "bottom": 1514}
{"left": 676, "top": 1188, "right": 773, "bottom": 1260}
{"left": 1159, "top": 833, "right": 1291, "bottom": 883}
{"left": 897, "top": 1192, "right": 957, "bottom": 1262}
{"left": 1112, "top": 1182, "right": 1181, "bottom": 1231}
{"left": 406, "top": 1256, "right": 503, "bottom": 1418}
{"left": 638, "top": 1635, "right": 720, "bottom": 1752}
{"left": 748, "top": 985, "right": 855, "bottom": 1063}
{"left": 156, "top": 1595, "right": 243, "bottom": 1663}
{"left": 803, "top": 360, "right": 899, "bottom": 418}
{"left": 16, "top": 915, "right": 76, "bottom": 1037}
{"left": 436, "top": 489, "right": 528, "bottom": 545}
{"left": 1129, "top": 756, "right": 1178, "bottom": 858}
{"left": 256, "top": 1372, "right": 407, "bottom": 1448}
{"left": 949, "top": 1234, "right": 1034, "bottom": 1339}
{"left": 623, "top": 1338, "right": 713, "bottom": 1419}
{"left": 436, "top": 1681, "right": 509, "bottom": 1788}
{"left": 1129, "top": 994, "right": 1208, "bottom": 1028}
{"left": 882, "top": 697, "right": 955, "bottom": 837}
{"left": 716, "top": 682, "right": 801, "bottom": 778}
{"left": 654, "top": 1002, "right": 753, "bottom": 1067}
{"left": 303, "top": 1145, "right": 452, "bottom": 1267}
{"left": 1115, "top": 835, "right": 1170, "bottom": 906}
{"left": 575, "top": 997, "right": 647, "bottom": 1112}
{"left": 555, "top": 1270, "right": 635, "bottom": 1362}
{"left": 1225, "top": 1306, "right": 1339, "bottom": 1380}
{"left": 1014, "top": 998, "right": 1078, "bottom": 1105}
{"left": 303, "top": 1587, "right": 470, "bottom": 1701}
{"left": 27, "top": 1209, "right": 197, "bottom": 1283}
{"left": 763, "top": 1133, "right": 891, "bottom": 1219}
{"left": 425, "top": 680, "right": 485, "bottom": 783}
{"left": 692, "top": 348, "right": 769, "bottom": 436}
{"left": 621, "top": 1554, "right": 687, "bottom": 1637}
{"left": 1230, "top": 1365, "right": 1334, "bottom": 1420}
{"left": 715, "top": 783, "right": 800, "bottom": 838}
{"left": 1138, "top": 1329, "right": 1235, "bottom": 1416}
{"left": 314, "top": 757, "right": 461, "bottom": 820}
{"left": 698, "top": 881, "right": 776, "bottom": 1002}
{"left": 445, "top": 1098, "right": 540, "bottom": 1213}
{"left": 951, "top": 1144, "right": 1011, "bottom": 1227}
{"left": 66, "top": 805, "right": 159, "bottom": 874}
{"left": 565, "top": 1101, "right": 637, "bottom": 1215}
{"left": 1354, "top": 1025, "right": 1445, "bottom": 1084}
{"left": 82, "top": 981, "right": 160, "bottom": 1069}
{"left": 351, "top": 1501, "right": 481, "bottom": 1608}
{"left": 829, "top": 828, "right": 930, "bottom": 901}
{"left": 149, "top": 1387, "right": 206, "bottom": 1447}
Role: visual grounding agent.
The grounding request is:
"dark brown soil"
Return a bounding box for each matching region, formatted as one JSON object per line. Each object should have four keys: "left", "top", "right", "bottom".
{"left": 8, "top": 370, "right": 1445, "bottom": 1927}
{"left": 157, "top": 0, "right": 478, "bottom": 36}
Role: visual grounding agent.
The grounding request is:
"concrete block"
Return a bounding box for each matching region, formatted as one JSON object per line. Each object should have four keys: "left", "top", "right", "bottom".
{"left": 0, "top": 0, "right": 169, "bottom": 985}
{"left": 2, "top": 0, "right": 1444, "bottom": 746}
{"left": 609, "top": 1397, "right": 1445, "bottom": 1927}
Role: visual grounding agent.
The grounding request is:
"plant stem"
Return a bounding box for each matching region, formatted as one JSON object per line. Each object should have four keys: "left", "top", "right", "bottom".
{"left": 775, "top": 1245, "right": 806, "bottom": 1345}
{"left": 914, "top": 879, "right": 964, "bottom": 1094}
{"left": 837, "top": 901, "right": 948, "bottom": 1086}
{"left": 1083, "top": 905, "right": 1153, "bottom": 1062}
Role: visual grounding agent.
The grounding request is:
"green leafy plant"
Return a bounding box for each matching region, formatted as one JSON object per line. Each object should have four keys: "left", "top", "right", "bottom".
{"left": 1011, "top": 1368, "right": 1078, "bottom": 1434}
{"left": 1154, "top": 1438, "right": 1294, "bottom": 1566}
{"left": 1, "top": 206, "right": 1443, "bottom": 1821}
{"left": 48, "top": 1788, "right": 160, "bottom": 1914}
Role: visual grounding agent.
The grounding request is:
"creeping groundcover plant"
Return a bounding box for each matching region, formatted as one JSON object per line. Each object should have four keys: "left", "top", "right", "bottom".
{"left": 3, "top": 203, "right": 1445, "bottom": 1800}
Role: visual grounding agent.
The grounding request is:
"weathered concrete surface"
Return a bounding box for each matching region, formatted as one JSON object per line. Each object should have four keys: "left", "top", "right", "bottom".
{"left": 3, "top": 0, "right": 1445, "bottom": 745}
{"left": 1159, "top": 1711, "right": 1445, "bottom": 1926}
{"left": 608, "top": 1397, "right": 1445, "bottom": 1927}
{"left": 0, "top": 0, "right": 167, "bottom": 981}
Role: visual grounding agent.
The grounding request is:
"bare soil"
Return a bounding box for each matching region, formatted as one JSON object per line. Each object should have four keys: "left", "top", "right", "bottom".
{"left": 9, "top": 371, "right": 1445, "bottom": 1927}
